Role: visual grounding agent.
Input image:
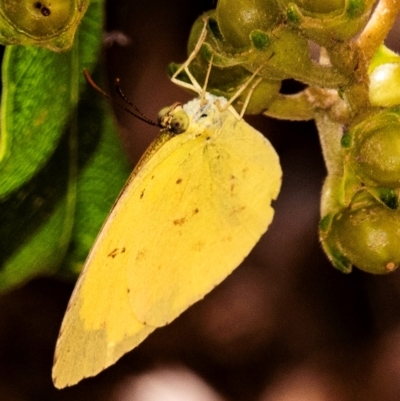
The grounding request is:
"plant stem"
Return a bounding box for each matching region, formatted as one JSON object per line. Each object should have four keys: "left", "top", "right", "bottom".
{"left": 357, "top": 0, "right": 400, "bottom": 62}
{"left": 315, "top": 112, "right": 344, "bottom": 178}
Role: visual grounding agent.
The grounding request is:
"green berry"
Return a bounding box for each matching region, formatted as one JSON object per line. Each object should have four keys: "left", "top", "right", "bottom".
{"left": 321, "top": 194, "right": 400, "bottom": 274}
{"left": 216, "top": 0, "right": 281, "bottom": 48}
{"left": 1, "top": 0, "right": 76, "bottom": 37}
{"left": 344, "top": 109, "right": 400, "bottom": 188}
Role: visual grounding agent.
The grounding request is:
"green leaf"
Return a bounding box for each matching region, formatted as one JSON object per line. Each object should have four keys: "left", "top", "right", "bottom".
{"left": 0, "top": 46, "right": 73, "bottom": 198}
{"left": 63, "top": 87, "right": 131, "bottom": 277}
{"left": 0, "top": 0, "right": 131, "bottom": 291}
{"left": 0, "top": 0, "right": 90, "bottom": 51}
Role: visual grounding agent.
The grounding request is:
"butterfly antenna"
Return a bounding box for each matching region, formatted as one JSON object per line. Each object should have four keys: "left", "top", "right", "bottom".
{"left": 83, "top": 69, "right": 160, "bottom": 127}
{"left": 114, "top": 78, "right": 157, "bottom": 125}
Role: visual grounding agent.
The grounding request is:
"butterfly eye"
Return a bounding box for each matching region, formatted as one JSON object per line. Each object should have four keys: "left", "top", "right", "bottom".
{"left": 169, "top": 109, "right": 190, "bottom": 134}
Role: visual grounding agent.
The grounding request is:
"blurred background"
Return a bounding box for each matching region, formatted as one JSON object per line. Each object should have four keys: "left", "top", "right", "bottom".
{"left": 1, "top": 1, "right": 400, "bottom": 400}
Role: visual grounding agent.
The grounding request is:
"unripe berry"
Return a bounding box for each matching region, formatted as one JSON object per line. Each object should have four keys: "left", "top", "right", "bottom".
{"left": 343, "top": 109, "right": 400, "bottom": 188}
{"left": 216, "top": 0, "right": 282, "bottom": 49}
{"left": 2, "top": 0, "right": 76, "bottom": 37}
{"left": 320, "top": 194, "right": 400, "bottom": 274}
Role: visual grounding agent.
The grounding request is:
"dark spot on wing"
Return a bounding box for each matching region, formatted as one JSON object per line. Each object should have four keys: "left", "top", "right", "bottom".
{"left": 108, "top": 247, "right": 126, "bottom": 258}
{"left": 140, "top": 189, "right": 145, "bottom": 199}
{"left": 173, "top": 217, "right": 186, "bottom": 225}
{"left": 172, "top": 209, "right": 199, "bottom": 226}
{"left": 231, "top": 206, "right": 246, "bottom": 215}
{"left": 193, "top": 240, "right": 205, "bottom": 251}
{"left": 230, "top": 175, "right": 237, "bottom": 191}
{"left": 108, "top": 249, "right": 117, "bottom": 258}
{"left": 176, "top": 178, "right": 182, "bottom": 184}
{"left": 136, "top": 250, "right": 146, "bottom": 261}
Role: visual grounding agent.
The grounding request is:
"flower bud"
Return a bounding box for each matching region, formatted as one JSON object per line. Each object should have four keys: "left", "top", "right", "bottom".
{"left": 369, "top": 46, "right": 400, "bottom": 107}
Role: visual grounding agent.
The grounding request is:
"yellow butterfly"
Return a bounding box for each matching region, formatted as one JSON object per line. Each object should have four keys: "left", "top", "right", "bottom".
{"left": 52, "top": 21, "right": 282, "bottom": 389}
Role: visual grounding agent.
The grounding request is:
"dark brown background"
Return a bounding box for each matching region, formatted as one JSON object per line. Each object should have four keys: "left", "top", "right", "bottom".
{"left": 1, "top": 1, "right": 400, "bottom": 400}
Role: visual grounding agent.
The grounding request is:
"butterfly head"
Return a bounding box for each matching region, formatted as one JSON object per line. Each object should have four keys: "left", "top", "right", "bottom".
{"left": 158, "top": 102, "right": 190, "bottom": 134}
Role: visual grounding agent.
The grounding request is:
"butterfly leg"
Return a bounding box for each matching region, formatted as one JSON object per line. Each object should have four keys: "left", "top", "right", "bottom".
{"left": 170, "top": 16, "right": 210, "bottom": 94}
{"left": 220, "top": 65, "right": 265, "bottom": 119}
{"left": 170, "top": 17, "right": 269, "bottom": 120}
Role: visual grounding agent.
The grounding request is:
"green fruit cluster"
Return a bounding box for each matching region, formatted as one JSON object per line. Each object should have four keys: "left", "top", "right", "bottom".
{"left": 170, "top": 0, "right": 376, "bottom": 115}
{"left": 319, "top": 41, "right": 400, "bottom": 275}
{"left": 320, "top": 107, "right": 400, "bottom": 274}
